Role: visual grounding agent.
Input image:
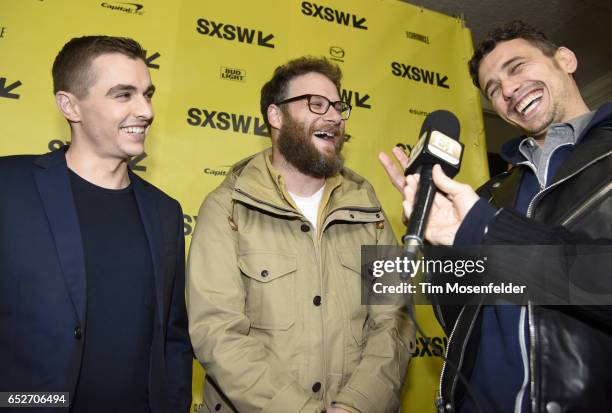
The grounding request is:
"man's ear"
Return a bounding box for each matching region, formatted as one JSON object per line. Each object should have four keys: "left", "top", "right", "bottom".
{"left": 55, "top": 91, "right": 81, "bottom": 123}
{"left": 267, "top": 104, "right": 283, "bottom": 130}
{"left": 555, "top": 46, "right": 578, "bottom": 75}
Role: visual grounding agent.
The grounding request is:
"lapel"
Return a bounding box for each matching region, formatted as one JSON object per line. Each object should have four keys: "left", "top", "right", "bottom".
{"left": 32, "top": 149, "right": 87, "bottom": 325}
{"left": 130, "top": 171, "right": 165, "bottom": 327}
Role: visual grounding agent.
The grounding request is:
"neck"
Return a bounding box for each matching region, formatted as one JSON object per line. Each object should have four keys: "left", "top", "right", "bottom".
{"left": 271, "top": 147, "right": 325, "bottom": 197}
{"left": 65, "top": 141, "right": 130, "bottom": 190}
{"left": 534, "top": 95, "right": 590, "bottom": 145}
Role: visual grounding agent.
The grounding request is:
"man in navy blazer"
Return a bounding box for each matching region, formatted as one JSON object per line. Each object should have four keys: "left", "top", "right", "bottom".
{"left": 0, "top": 36, "right": 192, "bottom": 412}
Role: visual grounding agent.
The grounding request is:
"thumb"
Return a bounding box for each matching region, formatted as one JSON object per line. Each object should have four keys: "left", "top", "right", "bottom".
{"left": 431, "top": 164, "right": 464, "bottom": 196}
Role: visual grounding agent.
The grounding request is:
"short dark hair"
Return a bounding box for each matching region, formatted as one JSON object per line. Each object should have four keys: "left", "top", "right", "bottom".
{"left": 52, "top": 35, "right": 146, "bottom": 98}
{"left": 260, "top": 57, "right": 342, "bottom": 127}
{"left": 469, "top": 21, "right": 558, "bottom": 90}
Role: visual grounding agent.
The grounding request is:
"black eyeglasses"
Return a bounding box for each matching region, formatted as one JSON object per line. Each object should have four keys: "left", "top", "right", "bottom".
{"left": 275, "top": 94, "right": 351, "bottom": 120}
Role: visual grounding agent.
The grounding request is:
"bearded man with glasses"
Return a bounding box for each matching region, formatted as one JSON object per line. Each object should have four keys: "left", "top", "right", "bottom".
{"left": 187, "top": 57, "right": 415, "bottom": 413}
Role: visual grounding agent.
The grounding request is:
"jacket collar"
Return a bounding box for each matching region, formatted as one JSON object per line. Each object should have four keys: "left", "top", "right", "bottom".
{"left": 230, "top": 148, "right": 382, "bottom": 216}
{"left": 500, "top": 102, "right": 612, "bottom": 166}
{"left": 32, "top": 148, "right": 165, "bottom": 328}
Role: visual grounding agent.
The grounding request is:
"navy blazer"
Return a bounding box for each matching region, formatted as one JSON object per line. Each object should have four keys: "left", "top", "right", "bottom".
{"left": 0, "top": 149, "right": 192, "bottom": 412}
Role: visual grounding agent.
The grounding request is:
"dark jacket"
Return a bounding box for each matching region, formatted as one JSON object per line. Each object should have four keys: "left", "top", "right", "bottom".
{"left": 436, "top": 103, "right": 612, "bottom": 413}
{"left": 0, "top": 149, "right": 192, "bottom": 413}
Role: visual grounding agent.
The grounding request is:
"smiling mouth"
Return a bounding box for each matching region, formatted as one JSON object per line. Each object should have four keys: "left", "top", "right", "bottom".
{"left": 313, "top": 130, "right": 336, "bottom": 140}
{"left": 515, "top": 90, "right": 543, "bottom": 116}
{"left": 120, "top": 125, "right": 148, "bottom": 135}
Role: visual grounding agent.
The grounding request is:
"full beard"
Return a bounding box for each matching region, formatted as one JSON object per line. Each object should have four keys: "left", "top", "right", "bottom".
{"left": 277, "top": 115, "right": 344, "bottom": 179}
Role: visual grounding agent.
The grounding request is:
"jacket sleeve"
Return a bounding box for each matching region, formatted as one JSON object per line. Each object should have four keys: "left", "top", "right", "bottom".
{"left": 333, "top": 212, "right": 416, "bottom": 413}
{"left": 187, "top": 191, "right": 325, "bottom": 413}
{"left": 481, "top": 207, "right": 612, "bottom": 332}
{"left": 165, "top": 201, "right": 194, "bottom": 412}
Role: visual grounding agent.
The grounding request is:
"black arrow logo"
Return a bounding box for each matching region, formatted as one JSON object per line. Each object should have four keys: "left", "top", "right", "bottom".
{"left": 352, "top": 16, "right": 368, "bottom": 30}
{"left": 436, "top": 74, "right": 449, "bottom": 89}
{"left": 128, "top": 153, "right": 147, "bottom": 171}
{"left": 355, "top": 93, "right": 371, "bottom": 109}
{"left": 145, "top": 52, "right": 160, "bottom": 69}
{"left": 253, "top": 118, "right": 270, "bottom": 137}
{"left": 0, "top": 78, "right": 22, "bottom": 99}
{"left": 257, "top": 32, "right": 275, "bottom": 48}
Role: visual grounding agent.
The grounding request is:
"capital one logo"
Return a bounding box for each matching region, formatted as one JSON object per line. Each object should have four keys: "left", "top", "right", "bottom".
{"left": 101, "top": 2, "right": 145, "bottom": 15}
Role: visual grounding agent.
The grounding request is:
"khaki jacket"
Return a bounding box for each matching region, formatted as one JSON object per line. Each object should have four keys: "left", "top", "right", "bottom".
{"left": 187, "top": 149, "right": 415, "bottom": 413}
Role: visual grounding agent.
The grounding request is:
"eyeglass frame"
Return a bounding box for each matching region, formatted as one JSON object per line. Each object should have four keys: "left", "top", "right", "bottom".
{"left": 274, "top": 94, "right": 352, "bottom": 120}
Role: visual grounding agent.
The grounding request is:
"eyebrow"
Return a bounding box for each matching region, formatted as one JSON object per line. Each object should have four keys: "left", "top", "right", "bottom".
{"left": 484, "top": 56, "right": 524, "bottom": 97}
{"left": 106, "top": 84, "right": 156, "bottom": 96}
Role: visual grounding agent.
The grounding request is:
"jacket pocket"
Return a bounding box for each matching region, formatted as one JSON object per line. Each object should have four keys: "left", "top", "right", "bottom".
{"left": 238, "top": 251, "right": 296, "bottom": 330}
{"left": 338, "top": 248, "right": 368, "bottom": 345}
{"left": 202, "top": 377, "right": 237, "bottom": 413}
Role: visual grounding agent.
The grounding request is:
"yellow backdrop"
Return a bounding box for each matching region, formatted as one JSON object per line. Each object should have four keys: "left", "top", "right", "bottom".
{"left": 0, "top": 0, "right": 488, "bottom": 411}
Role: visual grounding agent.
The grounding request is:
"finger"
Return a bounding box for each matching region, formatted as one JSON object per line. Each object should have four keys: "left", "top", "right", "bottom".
{"left": 431, "top": 164, "right": 468, "bottom": 196}
{"left": 402, "top": 200, "right": 413, "bottom": 219}
{"left": 392, "top": 146, "right": 410, "bottom": 169}
{"left": 378, "top": 152, "right": 405, "bottom": 192}
{"left": 402, "top": 174, "right": 419, "bottom": 208}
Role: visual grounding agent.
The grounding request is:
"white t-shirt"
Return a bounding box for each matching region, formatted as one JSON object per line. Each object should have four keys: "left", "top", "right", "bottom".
{"left": 289, "top": 185, "right": 325, "bottom": 230}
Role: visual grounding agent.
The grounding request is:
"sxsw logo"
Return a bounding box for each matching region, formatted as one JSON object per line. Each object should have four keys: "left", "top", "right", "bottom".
{"left": 183, "top": 214, "right": 198, "bottom": 237}
{"left": 196, "top": 19, "right": 275, "bottom": 49}
{"left": 187, "top": 108, "right": 269, "bottom": 137}
{"left": 340, "top": 89, "right": 371, "bottom": 109}
{"left": 411, "top": 335, "right": 448, "bottom": 358}
{"left": 391, "top": 61, "right": 450, "bottom": 89}
{"left": 144, "top": 50, "right": 161, "bottom": 69}
{"left": 101, "top": 2, "right": 145, "bottom": 15}
{"left": 0, "top": 77, "right": 22, "bottom": 100}
{"left": 48, "top": 139, "right": 147, "bottom": 171}
{"left": 301, "top": 2, "right": 368, "bottom": 30}
{"left": 220, "top": 66, "right": 246, "bottom": 82}
{"left": 406, "top": 31, "right": 429, "bottom": 44}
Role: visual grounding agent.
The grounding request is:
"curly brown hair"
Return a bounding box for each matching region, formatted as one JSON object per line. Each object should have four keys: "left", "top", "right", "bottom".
{"left": 469, "top": 21, "right": 558, "bottom": 90}
{"left": 260, "top": 57, "right": 342, "bottom": 127}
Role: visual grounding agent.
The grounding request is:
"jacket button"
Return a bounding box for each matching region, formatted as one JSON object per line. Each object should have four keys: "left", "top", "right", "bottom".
{"left": 301, "top": 223, "right": 310, "bottom": 232}
{"left": 214, "top": 403, "right": 222, "bottom": 411}
{"left": 260, "top": 270, "right": 269, "bottom": 278}
{"left": 312, "top": 381, "right": 321, "bottom": 392}
{"left": 74, "top": 326, "right": 82, "bottom": 340}
{"left": 313, "top": 295, "right": 321, "bottom": 306}
{"left": 546, "top": 401, "right": 561, "bottom": 413}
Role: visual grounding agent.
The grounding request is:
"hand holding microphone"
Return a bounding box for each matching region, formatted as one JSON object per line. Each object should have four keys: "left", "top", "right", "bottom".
{"left": 378, "top": 110, "right": 479, "bottom": 246}
{"left": 402, "top": 164, "right": 479, "bottom": 246}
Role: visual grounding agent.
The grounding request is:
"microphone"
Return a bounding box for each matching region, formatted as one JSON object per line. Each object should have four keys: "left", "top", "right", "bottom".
{"left": 402, "top": 110, "right": 463, "bottom": 250}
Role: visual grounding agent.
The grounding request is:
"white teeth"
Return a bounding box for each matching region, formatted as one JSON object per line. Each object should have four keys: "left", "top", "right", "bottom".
{"left": 121, "top": 126, "right": 146, "bottom": 134}
{"left": 314, "top": 131, "right": 334, "bottom": 139}
{"left": 515, "top": 90, "right": 543, "bottom": 114}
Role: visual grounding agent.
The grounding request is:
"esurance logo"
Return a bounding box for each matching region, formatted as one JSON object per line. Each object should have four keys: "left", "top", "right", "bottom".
{"left": 196, "top": 19, "right": 275, "bottom": 48}
{"left": 220, "top": 66, "right": 246, "bottom": 82}
{"left": 301, "top": 2, "right": 368, "bottom": 30}
{"left": 101, "top": 2, "right": 144, "bottom": 15}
